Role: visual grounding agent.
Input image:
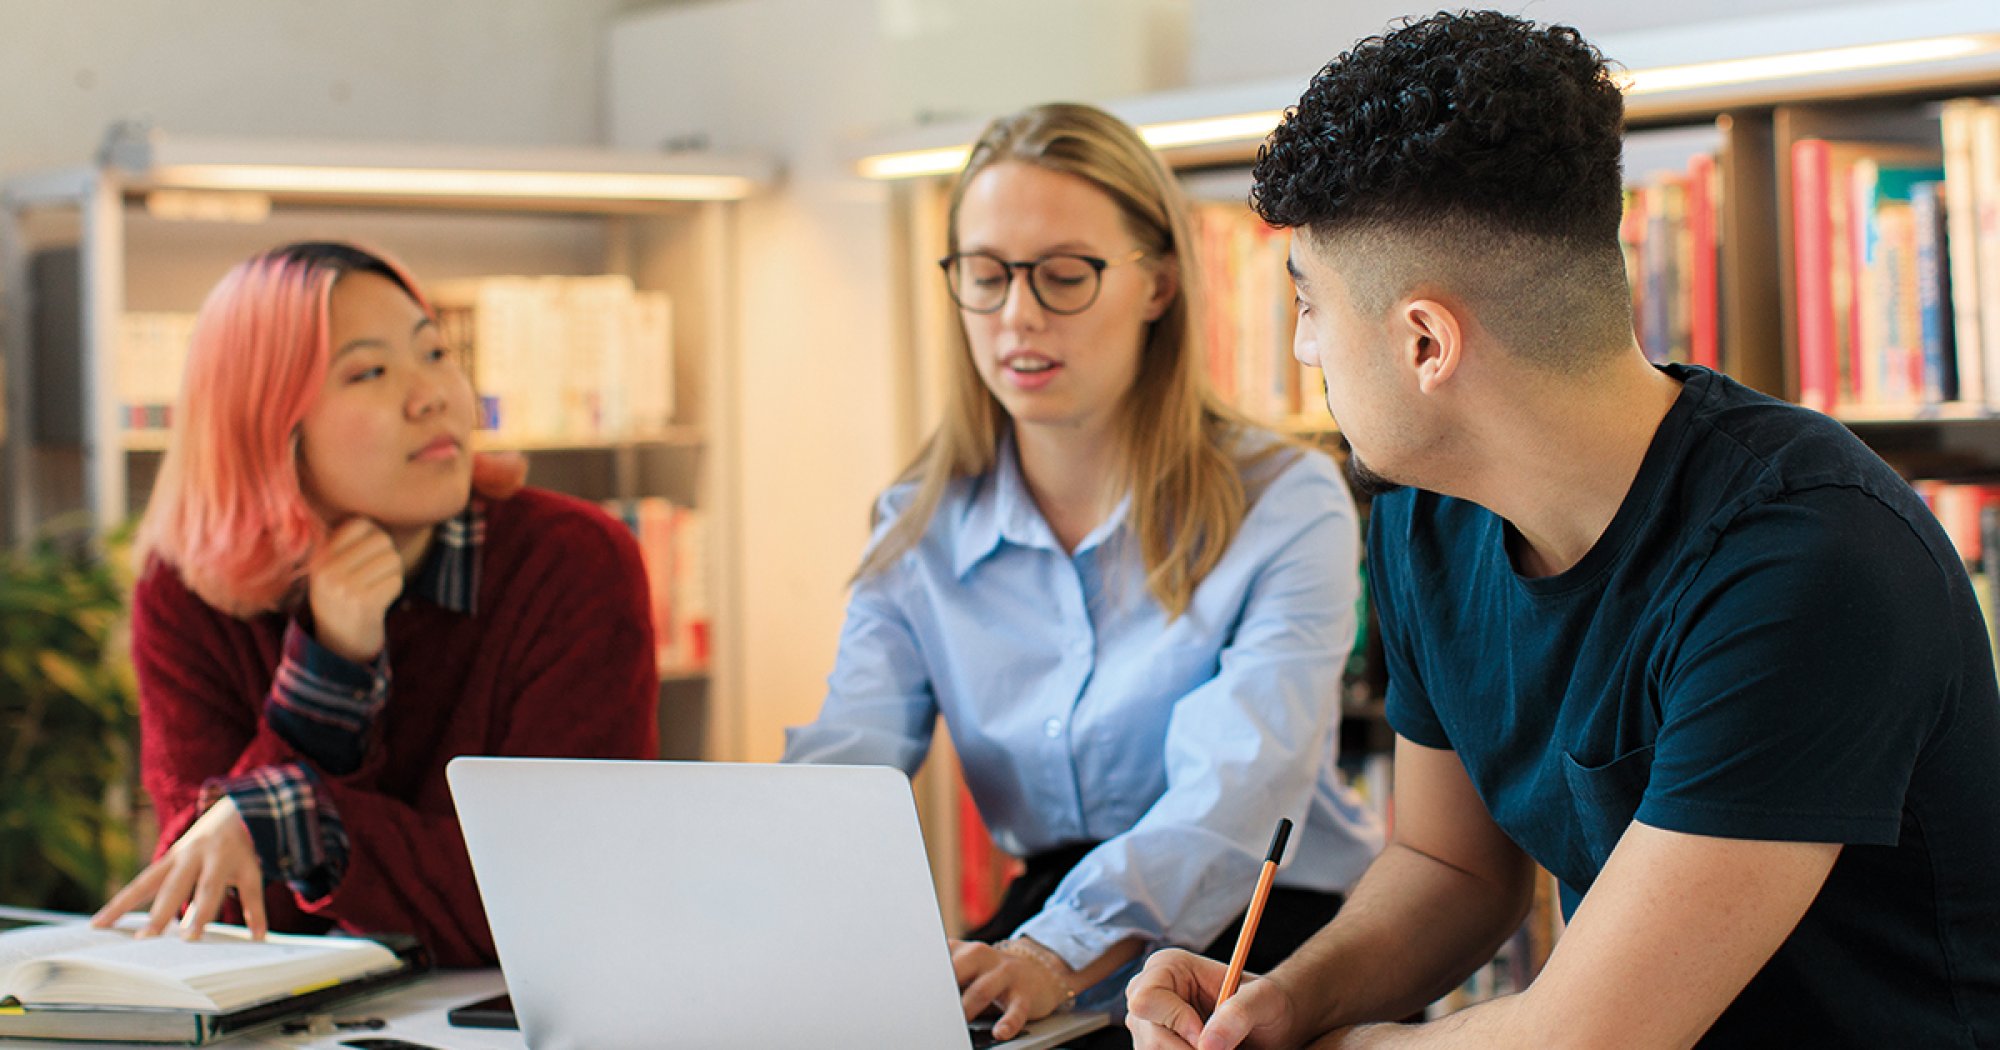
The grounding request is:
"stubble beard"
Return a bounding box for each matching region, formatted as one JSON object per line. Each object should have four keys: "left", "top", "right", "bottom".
{"left": 1344, "top": 447, "right": 1404, "bottom": 498}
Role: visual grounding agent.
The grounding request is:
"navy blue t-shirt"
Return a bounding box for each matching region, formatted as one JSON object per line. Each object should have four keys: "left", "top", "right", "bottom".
{"left": 1374, "top": 364, "right": 2000, "bottom": 1047}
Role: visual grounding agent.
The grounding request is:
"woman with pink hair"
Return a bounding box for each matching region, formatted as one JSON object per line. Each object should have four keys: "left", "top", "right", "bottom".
{"left": 91, "top": 242, "right": 659, "bottom": 966}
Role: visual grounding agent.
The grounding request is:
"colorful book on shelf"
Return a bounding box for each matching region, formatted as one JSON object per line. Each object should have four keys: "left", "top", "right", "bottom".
{"left": 1789, "top": 138, "right": 1942, "bottom": 415}
{"left": 1621, "top": 156, "right": 1718, "bottom": 371}
{"left": 1968, "top": 102, "right": 2000, "bottom": 414}
{"left": 1641, "top": 173, "right": 1687, "bottom": 364}
{"left": 1911, "top": 181, "right": 1959, "bottom": 405}
{"left": 1914, "top": 478, "right": 2000, "bottom": 572}
{"left": 1982, "top": 504, "right": 2000, "bottom": 664}
{"left": 1190, "top": 205, "right": 1305, "bottom": 421}
{"left": 431, "top": 274, "right": 675, "bottom": 445}
{"left": 956, "top": 775, "right": 1014, "bottom": 933}
{"left": 1940, "top": 99, "right": 1988, "bottom": 406}
{"left": 1792, "top": 139, "right": 1838, "bottom": 413}
{"left": 1685, "top": 152, "right": 1721, "bottom": 372}
{"left": 116, "top": 312, "right": 197, "bottom": 434}
{"left": 0, "top": 912, "right": 427, "bottom": 1045}
{"left": 604, "top": 497, "right": 710, "bottom": 673}
{"left": 1852, "top": 158, "right": 1945, "bottom": 412}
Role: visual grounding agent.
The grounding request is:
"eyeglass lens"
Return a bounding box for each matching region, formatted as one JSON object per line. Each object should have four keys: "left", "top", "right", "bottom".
{"left": 947, "top": 254, "right": 1102, "bottom": 314}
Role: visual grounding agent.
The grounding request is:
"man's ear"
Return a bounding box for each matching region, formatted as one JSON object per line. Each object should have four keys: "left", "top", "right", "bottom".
{"left": 1143, "top": 255, "right": 1179, "bottom": 322}
{"left": 1401, "top": 298, "right": 1464, "bottom": 394}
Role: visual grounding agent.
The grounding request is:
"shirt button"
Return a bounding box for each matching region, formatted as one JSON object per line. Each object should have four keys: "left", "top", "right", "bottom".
{"left": 1043, "top": 717, "right": 1064, "bottom": 738}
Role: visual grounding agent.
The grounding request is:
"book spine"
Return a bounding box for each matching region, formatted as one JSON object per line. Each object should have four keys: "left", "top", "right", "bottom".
{"left": 1974, "top": 106, "right": 2000, "bottom": 413}
{"left": 1941, "top": 99, "right": 1986, "bottom": 406}
{"left": 1792, "top": 140, "right": 1836, "bottom": 412}
{"left": 1912, "top": 182, "right": 1957, "bottom": 404}
{"left": 1853, "top": 159, "right": 1887, "bottom": 409}
{"left": 1687, "top": 152, "right": 1721, "bottom": 371}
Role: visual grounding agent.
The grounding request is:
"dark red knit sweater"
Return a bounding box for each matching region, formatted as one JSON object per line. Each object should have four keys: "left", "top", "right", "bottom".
{"left": 130, "top": 487, "right": 660, "bottom": 966}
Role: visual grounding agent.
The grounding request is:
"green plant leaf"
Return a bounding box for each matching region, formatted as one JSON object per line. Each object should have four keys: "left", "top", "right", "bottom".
{"left": 0, "top": 526, "right": 140, "bottom": 909}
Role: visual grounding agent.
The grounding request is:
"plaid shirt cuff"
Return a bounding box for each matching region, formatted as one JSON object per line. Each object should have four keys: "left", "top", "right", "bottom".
{"left": 202, "top": 763, "right": 349, "bottom": 902}
{"left": 266, "top": 620, "right": 391, "bottom": 775}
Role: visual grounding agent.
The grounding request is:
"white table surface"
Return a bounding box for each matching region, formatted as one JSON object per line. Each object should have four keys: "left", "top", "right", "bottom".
{"left": 239, "top": 969, "right": 520, "bottom": 1050}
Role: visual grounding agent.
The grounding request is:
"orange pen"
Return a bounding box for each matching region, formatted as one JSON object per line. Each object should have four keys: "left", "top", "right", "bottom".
{"left": 1217, "top": 817, "right": 1293, "bottom": 1006}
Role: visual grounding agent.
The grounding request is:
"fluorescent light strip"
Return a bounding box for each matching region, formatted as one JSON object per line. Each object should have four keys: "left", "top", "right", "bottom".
{"left": 1617, "top": 35, "right": 1987, "bottom": 95}
{"left": 1138, "top": 111, "right": 1286, "bottom": 149}
{"left": 144, "top": 188, "right": 272, "bottom": 223}
{"left": 857, "top": 112, "right": 1289, "bottom": 181}
{"left": 856, "top": 33, "right": 2000, "bottom": 180}
{"left": 857, "top": 147, "right": 972, "bottom": 180}
{"left": 149, "top": 164, "right": 758, "bottom": 202}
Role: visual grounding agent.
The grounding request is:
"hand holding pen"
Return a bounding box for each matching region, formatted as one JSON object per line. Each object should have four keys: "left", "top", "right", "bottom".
{"left": 1218, "top": 818, "right": 1292, "bottom": 1004}
{"left": 1125, "top": 818, "right": 1302, "bottom": 1050}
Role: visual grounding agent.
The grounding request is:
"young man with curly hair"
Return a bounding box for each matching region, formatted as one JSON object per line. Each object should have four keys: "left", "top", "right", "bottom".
{"left": 1125, "top": 11, "right": 2000, "bottom": 1049}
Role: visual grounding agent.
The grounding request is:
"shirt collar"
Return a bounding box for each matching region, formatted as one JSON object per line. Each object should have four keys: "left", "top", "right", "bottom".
{"left": 408, "top": 501, "right": 485, "bottom": 614}
{"left": 951, "top": 432, "right": 1131, "bottom": 579}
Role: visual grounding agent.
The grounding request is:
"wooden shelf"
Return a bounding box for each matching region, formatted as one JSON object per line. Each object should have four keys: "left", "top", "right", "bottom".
{"left": 659, "top": 662, "right": 710, "bottom": 683}
{"left": 1835, "top": 402, "right": 2000, "bottom": 425}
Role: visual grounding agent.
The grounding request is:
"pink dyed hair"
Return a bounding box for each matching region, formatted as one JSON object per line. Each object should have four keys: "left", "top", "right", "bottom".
{"left": 135, "top": 242, "right": 432, "bottom": 616}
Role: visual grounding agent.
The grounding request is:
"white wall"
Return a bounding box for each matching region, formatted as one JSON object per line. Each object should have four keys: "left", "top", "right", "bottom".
{"left": 0, "top": 0, "right": 633, "bottom": 179}
{"left": 1187, "top": 0, "right": 1851, "bottom": 85}
{"left": 608, "top": 0, "right": 1965, "bottom": 763}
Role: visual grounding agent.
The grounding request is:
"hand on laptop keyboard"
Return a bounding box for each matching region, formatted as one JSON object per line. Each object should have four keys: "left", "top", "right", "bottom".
{"left": 968, "top": 1016, "right": 1006, "bottom": 1049}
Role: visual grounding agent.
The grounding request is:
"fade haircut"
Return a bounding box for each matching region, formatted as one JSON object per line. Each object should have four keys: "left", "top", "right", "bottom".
{"left": 1253, "top": 10, "right": 1633, "bottom": 368}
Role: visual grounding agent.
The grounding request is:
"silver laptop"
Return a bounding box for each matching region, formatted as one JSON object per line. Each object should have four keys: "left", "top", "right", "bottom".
{"left": 447, "top": 757, "right": 1109, "bottom": 1049}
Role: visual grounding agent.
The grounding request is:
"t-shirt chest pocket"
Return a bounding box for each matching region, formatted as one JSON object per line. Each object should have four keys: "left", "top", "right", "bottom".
{"left": 1560, "top": 744, "right": 1656, "bottom": 871}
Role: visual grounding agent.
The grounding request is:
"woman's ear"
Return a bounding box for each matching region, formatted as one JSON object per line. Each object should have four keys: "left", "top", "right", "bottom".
{"left": 472, "top": 451, "right": 529, "bottom": 499}
{"left": 1143, "top": 255, "right": 1179, "bottom": 322}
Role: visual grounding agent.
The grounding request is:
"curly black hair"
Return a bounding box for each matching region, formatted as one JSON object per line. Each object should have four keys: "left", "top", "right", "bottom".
{"left": 1253, "top": 10, "right": 1625, "bottom": 244}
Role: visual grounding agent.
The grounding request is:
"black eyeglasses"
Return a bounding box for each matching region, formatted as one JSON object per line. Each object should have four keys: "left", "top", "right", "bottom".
{"left": 938, "top": 249, "right": 1147, "bottom": 315}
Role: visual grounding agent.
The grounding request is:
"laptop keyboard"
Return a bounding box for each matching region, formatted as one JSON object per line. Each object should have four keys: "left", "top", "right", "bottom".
{"left": 968, "top": 1018, "right": 1004, "bottom": 1048}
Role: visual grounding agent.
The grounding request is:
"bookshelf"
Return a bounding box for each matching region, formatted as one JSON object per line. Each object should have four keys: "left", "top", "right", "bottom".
{"left": 0, "top": 127, "right": 776, "bottom": 762}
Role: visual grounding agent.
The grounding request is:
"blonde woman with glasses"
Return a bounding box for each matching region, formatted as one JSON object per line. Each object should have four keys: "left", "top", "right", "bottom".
{"left": 785, "top": 103, "right": 1383, "bottom": 1045}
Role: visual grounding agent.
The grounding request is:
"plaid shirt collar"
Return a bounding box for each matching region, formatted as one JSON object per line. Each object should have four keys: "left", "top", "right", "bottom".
{"left": 408, "top": 501, "right": 486, "bottom": 615}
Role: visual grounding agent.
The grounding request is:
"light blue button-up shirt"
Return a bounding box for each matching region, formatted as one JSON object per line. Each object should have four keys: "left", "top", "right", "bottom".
{"left": 784, "top": 431, "right": 1384, "bottom": 972}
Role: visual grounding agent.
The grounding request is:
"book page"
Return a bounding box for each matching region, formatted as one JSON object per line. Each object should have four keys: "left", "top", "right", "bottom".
{"left": 0, "top": 921, "right": 394, "bottom": 1010}
{"left": 0, "top": 925, "right": 133, "bottom": 981}
{"left": 50, "top": 932, "right": 380, "bottom": 985}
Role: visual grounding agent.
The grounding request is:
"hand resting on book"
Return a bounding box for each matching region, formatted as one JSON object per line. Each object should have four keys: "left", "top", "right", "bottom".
{"left": 91, "top": 797, "right": 266, "bottom": 942}
{"left": 0, "top": 918, "right": 397, "bottom": 1014}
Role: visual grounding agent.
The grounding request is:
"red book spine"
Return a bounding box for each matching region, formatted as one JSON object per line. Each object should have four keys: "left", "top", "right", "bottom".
{"left": 958, "top": 777, "right": 1002, "bottom": 931}
{"left": 1792, "top": 140, "right": 1837, "bottom": 412}
{"left": 1687, "top": 152, "right": 1721, "bottom": 371}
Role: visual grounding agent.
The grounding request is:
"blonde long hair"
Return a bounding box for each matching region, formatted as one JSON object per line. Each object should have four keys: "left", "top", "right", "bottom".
{"left": 857, "top": 102, "right": 1273, "bottom": 617}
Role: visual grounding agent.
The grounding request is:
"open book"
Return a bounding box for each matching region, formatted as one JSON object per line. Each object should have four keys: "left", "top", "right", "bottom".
{"left": 0, "top": 913, "right": 426, "bottom": 1044}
